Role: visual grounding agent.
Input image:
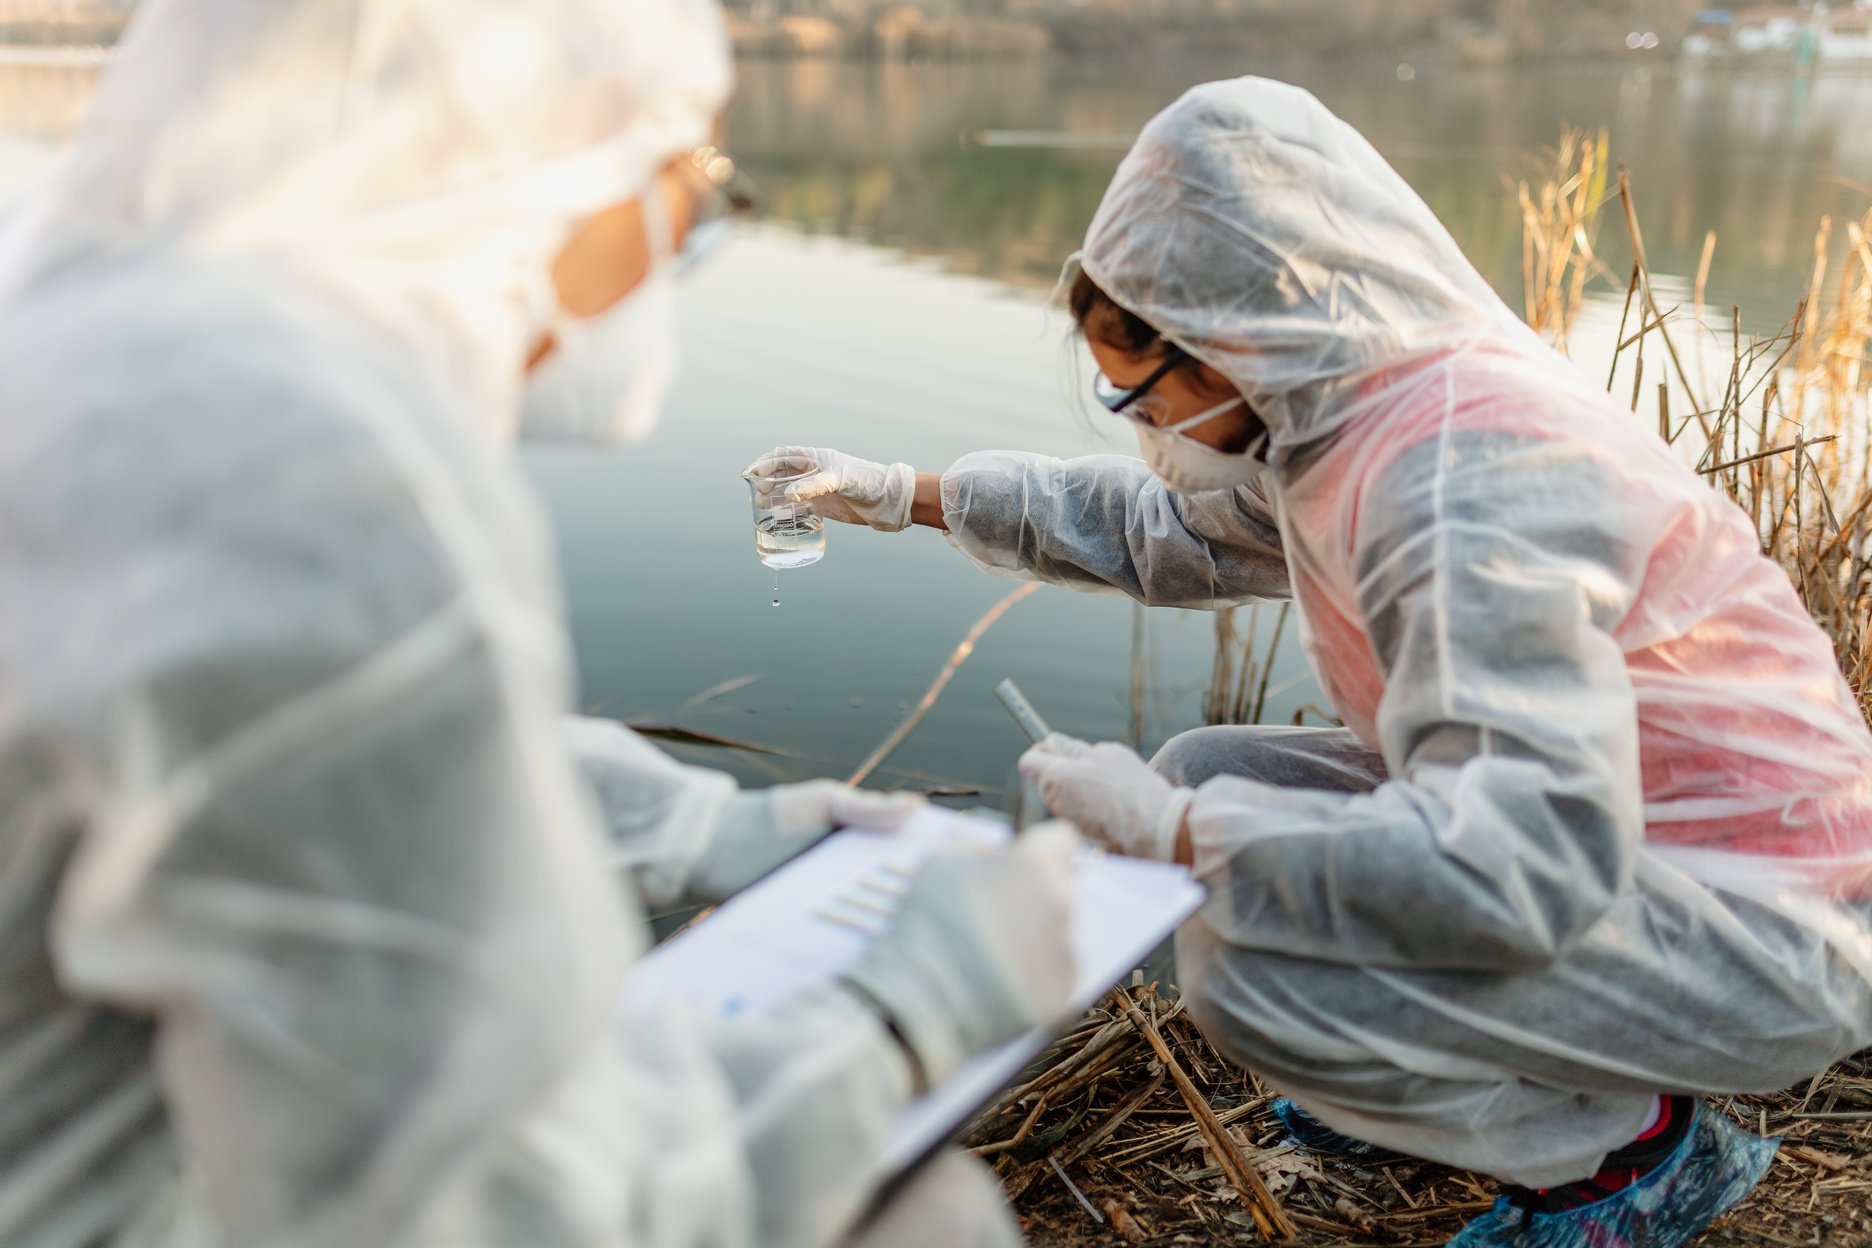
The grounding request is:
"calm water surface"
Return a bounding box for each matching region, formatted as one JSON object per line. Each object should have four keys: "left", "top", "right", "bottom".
{"left": 4, "top": 55, "right": 1870, "bottom": 801}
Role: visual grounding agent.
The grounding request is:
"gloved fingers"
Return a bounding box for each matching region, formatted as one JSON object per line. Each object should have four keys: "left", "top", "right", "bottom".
{"left": 1028, "top": 738, "right": 1148, "bottom": 773}
{"left": 746, "top": 450, "right": 841, "bottom": 507}
{"left": 1017, "top": 740, "right": 1096, "bottom": 786}
{"left": 777, "top": 471, "right": 847, "bottom": 503}
{"left": 1035, "top": 731, "right": 1092, "bottom": 757}
{"left": 1015, "top": 750, "right": 1082, "bottom": 809}
{"left": 751, "top": 481, "right": 808, "bottom": 509}
{"left": 1017, "top": 735, "right": 1091, "bottom": 792}
{"left": 741, "top": 445, "right": 824, "bottom": 480}
{"left": 1012, "top": 820, "right": 1082, "bottom": 887}
{"left": 1016, "top": 740, "right": 1179, "bottom": 858}
{"left": 1017, "top": 747, "right": 1064, "bottom": 785}
{"left": 768, "top": 778, "right": 923, "bottom": 836}
{"left": 827, "top": 787, "right": 925, "bottom": 831}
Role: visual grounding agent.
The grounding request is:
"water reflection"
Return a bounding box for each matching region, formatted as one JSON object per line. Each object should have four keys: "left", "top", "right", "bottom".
{"left": 537, "top": 230, "right": 1275, "bottom": 795}
{"left": 726, "top": 57, "right": 1872, "bottom": 320}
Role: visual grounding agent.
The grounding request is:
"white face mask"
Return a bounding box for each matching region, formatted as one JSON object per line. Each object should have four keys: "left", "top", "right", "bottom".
{"left": 518, "top": 182, "right": 678, "bottom": 446}
{"left": 1135, "top": 395, "right": 1268, "bottom": 494}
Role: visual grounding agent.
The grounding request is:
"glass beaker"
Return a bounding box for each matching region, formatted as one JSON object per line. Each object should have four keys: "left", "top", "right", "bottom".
{"left": 745, "top": 467, "right": 825, "bottom": 570}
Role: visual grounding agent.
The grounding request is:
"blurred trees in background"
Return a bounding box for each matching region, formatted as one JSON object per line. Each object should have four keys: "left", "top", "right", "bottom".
{"left": 720, "top": 0, "right": 1710, "bottom": 60}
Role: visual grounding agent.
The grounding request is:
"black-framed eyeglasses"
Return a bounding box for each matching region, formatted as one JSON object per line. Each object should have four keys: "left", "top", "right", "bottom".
{"left": 678, "top": 145, "right": 761, "bottom": 273}
{"left": 1092, "top": 343, "right": 1189, "bottom": 417}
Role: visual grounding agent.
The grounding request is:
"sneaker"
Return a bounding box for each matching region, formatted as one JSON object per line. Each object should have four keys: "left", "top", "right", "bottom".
{"left": 1269, "top": 1096, "right": 1407, "bottom": 1163}
{"left": 1445, "top": 1101, "right": 1778, "bottom": 1247}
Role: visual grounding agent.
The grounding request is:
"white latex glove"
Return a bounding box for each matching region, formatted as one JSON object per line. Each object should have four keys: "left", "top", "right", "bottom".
{"left": 693, "top": 780, "right": 924, "bottom": 903}
{"left": 839, "top": 822, "right": 1080, "bottom": 1087}
{"left": 1019, "top": 735, "right": 1193, "bottom": 862}
{"left": 744, "top": 445, "right": 916, "bottom": 532}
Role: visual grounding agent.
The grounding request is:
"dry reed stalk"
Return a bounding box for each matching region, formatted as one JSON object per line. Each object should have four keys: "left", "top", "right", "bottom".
{"left": 847, "top": 581, "right": 1042, "bottom": 785}
{"left": 1056, "top": 1068, "right": 1167, "bottom": 1166}
{"left": 1230, "top": 605, "right": 1261, "bottom": 719}
{"left": 1127, "top": 603, "right": 1146, "bottom": 748}
{"left": 1608, "top": 261, "right": 1641, "bottom": 391}
{"left": 1205, "top": 605, "right": 1237, "bottom": 725}
{"left": 1695, "top": 229, "right": 1718, "bottom": 401}
{"left": 1616, "top": 167, "right": 1711, "bottom": 432}
{"left": 1248, "top": 601, "right": 1291, "bottom": 725}
{"left": 1115, "top": 986, "right": 1296, "bottom": 1242}
{"left": 1517, "top": 128, "right": 1609, "bottom": 354}
{"left": 1203, "top": 599, "right": 1293, "bottom": 727}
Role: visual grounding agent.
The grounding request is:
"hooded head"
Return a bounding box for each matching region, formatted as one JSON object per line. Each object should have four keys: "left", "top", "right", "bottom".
{"left": 1080, "top": 77, "right": 1538, "bottom": 456}
{"left": 8, "top": 0, "right": 731, "bottom": 438}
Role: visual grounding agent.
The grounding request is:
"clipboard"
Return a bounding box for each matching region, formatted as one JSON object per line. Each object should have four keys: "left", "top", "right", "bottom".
{"left": 622, "top": 805, "right": 1205, "bottom": 1183}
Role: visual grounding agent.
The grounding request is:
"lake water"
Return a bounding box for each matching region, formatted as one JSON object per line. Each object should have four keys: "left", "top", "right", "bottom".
{"left": 4, "top": 54, "right": 1870, "bottom": 803}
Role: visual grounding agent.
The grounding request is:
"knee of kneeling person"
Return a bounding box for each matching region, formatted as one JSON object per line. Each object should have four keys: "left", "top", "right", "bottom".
{"left": 1172, "top": 926, "right": 1399, "bottom": 1089}
{"left": 1150, "top": 727, "right": 1234, "bottom": 788}
{"left": 1172, "top": 924, "right": 1287, "bottom": 1071}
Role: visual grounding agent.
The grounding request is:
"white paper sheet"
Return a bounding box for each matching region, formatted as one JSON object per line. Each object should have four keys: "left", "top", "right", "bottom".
{"left": 623, "top": 807, "right": 1206, "bottom": 1177}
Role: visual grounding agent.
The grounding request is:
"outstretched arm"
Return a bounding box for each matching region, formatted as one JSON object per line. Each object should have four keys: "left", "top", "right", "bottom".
{"left": 940, "top": 450, "right": 1289, "bottom": 607}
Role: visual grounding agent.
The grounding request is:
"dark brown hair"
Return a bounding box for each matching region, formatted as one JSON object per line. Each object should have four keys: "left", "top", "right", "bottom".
{"left": 1068, "top": 267, "right": 1163, "bottom": 356}
{"left": 1068, "top": 268, "right": 1230, "bottom": 397}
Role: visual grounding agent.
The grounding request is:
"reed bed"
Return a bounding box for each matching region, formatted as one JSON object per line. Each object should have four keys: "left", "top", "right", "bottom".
{"left": 1009, "top": 137, "right": 1872, "bottom": 1245}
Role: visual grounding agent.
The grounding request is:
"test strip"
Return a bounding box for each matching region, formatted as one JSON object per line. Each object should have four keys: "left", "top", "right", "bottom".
{"left": 812, "top": 905, "right": 884, "bottom": 937}
{"left": 854, "top": 873, "right": 908, "bottom": 899}
{"left": 994, "top": 679, "right": 1052, "bottom": 745}
{"left": 833, "top": 890, "right": 895, "bottom": 917}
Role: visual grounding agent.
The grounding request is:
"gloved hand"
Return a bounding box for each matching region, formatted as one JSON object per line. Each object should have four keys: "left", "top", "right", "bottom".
{"left": 691, "top": 781, "right": 924, "bottom": 903}
{"left": 840, "top": 822, "right": 1080, "bottom": 1088}
{"left": 744, "top": 445, "right": 917, "bottom": 532}
{"left": 1019, "top": 735, "right": 1193, "bottom": 862}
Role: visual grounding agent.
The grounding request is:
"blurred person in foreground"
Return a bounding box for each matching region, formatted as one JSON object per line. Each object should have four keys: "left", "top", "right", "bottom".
{"left": 0, "top": 1, "right": 1084, "bottom": 1245}
{"left": 751, "top": 78, "right": 1872, "bottom": 1248}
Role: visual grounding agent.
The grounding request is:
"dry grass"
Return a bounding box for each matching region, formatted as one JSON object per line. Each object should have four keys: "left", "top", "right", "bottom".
{"left": 965, "top": 989, "right": 1872, "bottom": 1246}
{"left": 1036, "top": 137, "right": 1872, "bottom": 1245}
{"left": 1517, "top": 127, "right": 1612, "bottom": 355}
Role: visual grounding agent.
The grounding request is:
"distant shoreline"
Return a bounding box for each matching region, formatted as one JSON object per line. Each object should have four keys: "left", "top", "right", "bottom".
{"left": 0, "top": 43, "right": 110, "bottom": 67}
{"left": 0, "top": 14, "right": 124, "bottom": 49}
{"left": 3, "top": 18, "right": 1871, "bottom": 75}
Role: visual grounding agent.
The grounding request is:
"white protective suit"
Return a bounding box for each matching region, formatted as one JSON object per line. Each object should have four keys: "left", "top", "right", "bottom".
{"left": 943, "top": 78, "right": 1872, "bottom": 1185}
{"left": 0, "top": 2, "right": 1035, "bottom": 1246}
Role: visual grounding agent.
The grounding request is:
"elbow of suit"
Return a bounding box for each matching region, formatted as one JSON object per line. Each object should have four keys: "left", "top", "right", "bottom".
{"left": 1443, "top": 774, "right": 1638, "bottom": 968}
{"left": 1495, "top": 884, "right": 1617, "bottom": 968}
{"left": 1486, "top": 844, "right": 1627, "bottom": 969}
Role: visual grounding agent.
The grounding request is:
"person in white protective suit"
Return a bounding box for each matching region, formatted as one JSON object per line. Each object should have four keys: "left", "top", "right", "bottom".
{"left": 750, "top": 77, "right": 1872, "bottom": 1247}
{"left": 0, "top": 2, "right": 1086, "bottom": 1246}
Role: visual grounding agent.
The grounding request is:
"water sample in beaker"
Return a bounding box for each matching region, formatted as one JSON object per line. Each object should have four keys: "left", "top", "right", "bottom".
{"left": 745, "top": 466, "right": 825, "bottom": 570}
